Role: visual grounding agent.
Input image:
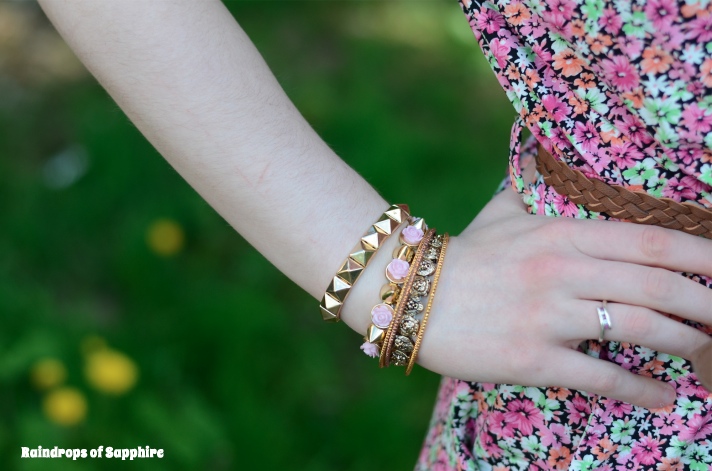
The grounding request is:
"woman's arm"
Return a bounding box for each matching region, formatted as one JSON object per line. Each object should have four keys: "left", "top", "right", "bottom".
{"left": 37, "top": 0, "right": 383, "bottom": 299}
{"left": 37, "top": 0, "right": 398, "bottom": 333}
{"left": 39, "top": 0, "right": 712, "bottom": 408}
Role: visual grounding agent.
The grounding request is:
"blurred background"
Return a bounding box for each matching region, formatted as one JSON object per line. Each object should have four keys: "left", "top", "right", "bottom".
{"left": 0, "top": 1, "right": 514, "bottom": 469}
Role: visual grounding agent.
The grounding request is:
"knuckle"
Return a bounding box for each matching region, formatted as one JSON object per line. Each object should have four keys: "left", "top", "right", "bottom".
{"left": 516, "top": 252, "right": 571, "bottom": 288}
{"left": 537, "top": 219, "right": 573, "bottom": 244}
{"left": 591, "top": 368, "right": 620, "bottom": 395}
{"left": 639, "top": 226, "right": 671, "bottom": 261}
{"left": 516, "top": 254, "right": 546, "bottom": 285}
{"left": 621, "top": 309, "right": 652, "bottom": 340}
{"left": 525, "top": 298, "right": 557, "bottom": 334}
{"left": 690, "top": 334, "right": 712, "bottom": 361}
{"left": 509, "top": 344, "right": 544, "bottom": 376}
{"left": 642, "top": 269, "right": 673, "bottom": 301}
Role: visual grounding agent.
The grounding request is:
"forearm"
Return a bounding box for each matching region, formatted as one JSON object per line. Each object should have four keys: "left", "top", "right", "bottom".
{"left": 38, "top": 0, "right": 389, "bottom": 321}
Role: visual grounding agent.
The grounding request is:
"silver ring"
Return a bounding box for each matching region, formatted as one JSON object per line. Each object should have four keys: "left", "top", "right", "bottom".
{"left": 597, "top": 300, "right": 612, "bottom": 342}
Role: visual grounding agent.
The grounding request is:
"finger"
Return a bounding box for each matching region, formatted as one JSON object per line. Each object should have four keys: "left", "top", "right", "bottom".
{"left": 569, "top": 300, "right": 711, "bottom": 360}
{"left": 692, "top": 340, "right": 712, "bottom": 392}
{"left": 567, "top": 219, "right": 712, "bottom": 279}
{"left": 572, "top": 258, "right": 712, "bottom": 326}
{"left": 549, "top": 349, "right": 677, "bottom": 409}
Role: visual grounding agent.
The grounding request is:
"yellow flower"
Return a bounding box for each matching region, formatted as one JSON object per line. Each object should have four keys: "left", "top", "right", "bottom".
{"left": 84, "top": 349, "right": 138, "bottom": 395}
{"left": 30, "top": 358, "right": 67, "bottom": 390}
{"left": 146, "top": 218, "right": 185, "bottom": 256}
{"left": 43, "top": 387, "right": 87, "bottom": 426}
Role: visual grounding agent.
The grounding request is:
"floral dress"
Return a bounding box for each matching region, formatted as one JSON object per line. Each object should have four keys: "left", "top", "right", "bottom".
{"left": 416, "top": 0, "right": 712, "bottom": 469}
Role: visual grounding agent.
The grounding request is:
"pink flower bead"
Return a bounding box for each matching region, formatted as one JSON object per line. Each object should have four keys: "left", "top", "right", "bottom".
{"left": 402, "top": 225, "right": 424, "bottom": 245}
{"left": 360, "top": 342, "right": 379, "bottom": 358}
{"left": 387, "top": 259, "right": 410, "bottom": 282}
{"left": 371, "top": 303, "right": 394, "bottom": 328}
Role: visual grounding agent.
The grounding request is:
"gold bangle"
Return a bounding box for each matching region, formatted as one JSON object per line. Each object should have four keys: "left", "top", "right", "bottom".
{"left": 319, "top": 204, "right": 410, "bottom": 323}
{"left": 380, "top": 228, "right": 435, "bottom": 368}
{"left": 406, "top": 232, "right": 449, "bottom": 375}
{"left": 388, "top": 231, "right": 442, "bottom": 368}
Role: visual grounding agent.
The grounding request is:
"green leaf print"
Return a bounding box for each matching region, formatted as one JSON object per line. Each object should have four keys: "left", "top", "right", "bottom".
{"left": 621, "top": 159, "right": 656, "bottom": 185}
{"left": 539, "top": 398, "right": 560, "bottom": 422}
{"left": 687, "top": 444, "right": 712, "bottom": 470}
{"left": 502, "top": 445, "right": 527, "bottom": 467}
{"left": 640, "top": 97, "right": 682, "bottom": 126}
{"left": 690, "top": 461, "right": 709, "bottom": 471}
{"left": 678, "top": 397, "right": 704, "bottom": 419}
{"left": 538, "top": 121, "right": 553, "bottom": 138}
{"left": 610, "top": 419, "right": 636, "bottom": 444}
{"left": 667, "top": 356, "right": 687, "bottom": 380}
{"left": 506, "top": 90, "right": 524, "bottom": 115}
{"left": 622, "top": 11, "right": 650, "bottom": 38}
{"left": 521, "top": 436, "right": 546, "bottom": 459}
{"left": 571, "top": 455, "right": 596, "bottom": 471}
{"left": 577, "top": 88, "right": 610, "bottom": 115}
{"left": 699, "top": 163, "right": 712, "bottom": 187}
{"left": 666, "top": 436, "right": 686, "bottom": 458}
{"left": 581, "top": 0, "right": 604, "bottom": 22}
{"left": 656, "top": 121, "right": 680, "bottom": 148}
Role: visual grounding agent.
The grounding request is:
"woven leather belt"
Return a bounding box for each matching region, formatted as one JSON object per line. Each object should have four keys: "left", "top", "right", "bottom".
{"left": 535, "top": 144, "right": 712, "bottom": 239}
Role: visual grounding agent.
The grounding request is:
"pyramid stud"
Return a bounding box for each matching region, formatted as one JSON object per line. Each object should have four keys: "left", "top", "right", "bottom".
{"left": 350, "top": 249, "right": 375, "bottom": 266}
{"left": 361, "top": 231, "right": 388, "bottom": 251}
{"left": 320, "top": 292, "right": 342, "bottom": 322}
{"left": 327, "top": 275, "right": 351, "bottom": 301}
{"left": 412, "top": 217, "right": 427, "bottom": 232}
{"left": 366, "top": 325, "right": 385, "bottom": 344}
{"left": 336, "top": 258, "right": 363, "bottom": 284}
{"left": 373, "top": 217, "right": 399, "bottom": 235}
{"left": 384, "top": 205, "right": 409, "bottom": 223}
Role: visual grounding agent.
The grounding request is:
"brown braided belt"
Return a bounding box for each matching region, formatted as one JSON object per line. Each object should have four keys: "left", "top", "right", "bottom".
{"left": 535, "top": 144, "right": 712, "bottom": 239}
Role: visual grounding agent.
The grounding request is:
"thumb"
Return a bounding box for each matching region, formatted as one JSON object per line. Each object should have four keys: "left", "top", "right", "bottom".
{"left": 471, "top": 157, "right": 537, "bottom": 228}
{"left": 466, "top": 182, "right": 529, "bottom": 235}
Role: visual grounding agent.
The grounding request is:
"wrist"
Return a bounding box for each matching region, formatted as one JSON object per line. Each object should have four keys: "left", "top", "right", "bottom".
{"left": 339, "top": 220, "right": 411, "bottom": 337}
{"left": 411, "top": 233, "right": 461, "bottom": 372}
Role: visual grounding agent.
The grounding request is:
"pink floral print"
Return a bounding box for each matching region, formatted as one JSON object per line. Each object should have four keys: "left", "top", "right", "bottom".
{"left": 415, "top": 0, "right": 712, "bottom": 469}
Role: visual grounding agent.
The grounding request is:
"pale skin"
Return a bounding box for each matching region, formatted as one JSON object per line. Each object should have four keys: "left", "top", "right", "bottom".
{"left": 38, "top": 0, "right": 712, "bottom": 409}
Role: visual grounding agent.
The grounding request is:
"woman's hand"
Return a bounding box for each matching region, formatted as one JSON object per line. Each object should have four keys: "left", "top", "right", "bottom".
{"left": 416, "top": 176, "right": 712, "bottom": 409}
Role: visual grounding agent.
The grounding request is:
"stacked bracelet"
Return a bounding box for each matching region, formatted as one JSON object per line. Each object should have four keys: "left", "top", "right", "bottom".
{"left": 360, "top": 218, "right": 427, "bottom": 358}
{"left": 380, "top": 228, "right": 436, "bottom": 368}
{"left": 405, "top": 232, "right": 449, "bottom": 375}
{"left": 360, "top": 228, "right": 448, "bottom": 374}
{"left": 319, "top": 204, "right": 410, "bottom": 323}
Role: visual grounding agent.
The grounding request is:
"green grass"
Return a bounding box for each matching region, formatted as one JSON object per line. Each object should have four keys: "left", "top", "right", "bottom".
{"left": 0, "top": 1, "right": 513, "bottom": 469}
